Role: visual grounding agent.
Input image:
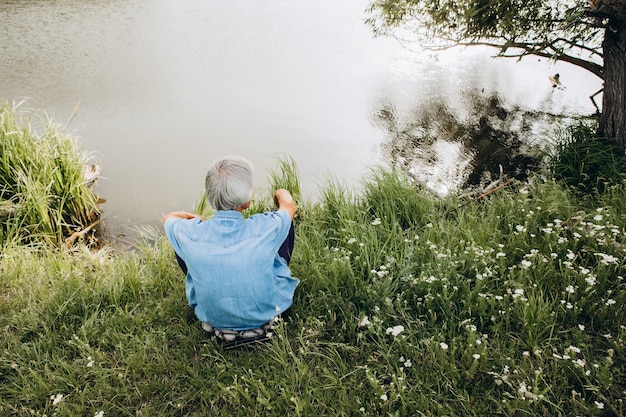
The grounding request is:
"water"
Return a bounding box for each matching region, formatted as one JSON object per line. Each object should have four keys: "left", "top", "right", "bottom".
{"left": 0, "top": 0, "right": 602, "bottom": 238}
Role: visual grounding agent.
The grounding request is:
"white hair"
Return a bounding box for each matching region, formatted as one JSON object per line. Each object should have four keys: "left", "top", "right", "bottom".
{"left": 205, "top": 155, "right": 254, "bottom": 210}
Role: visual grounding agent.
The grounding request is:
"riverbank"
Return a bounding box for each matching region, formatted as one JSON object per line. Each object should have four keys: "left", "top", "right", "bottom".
{"left": 1, "top": 158, "right": 624, "bottom": 415}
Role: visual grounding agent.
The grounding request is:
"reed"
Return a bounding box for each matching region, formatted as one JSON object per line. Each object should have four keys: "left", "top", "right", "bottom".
{"left": 0, "top": 102, "right": 101, "bottom": 248}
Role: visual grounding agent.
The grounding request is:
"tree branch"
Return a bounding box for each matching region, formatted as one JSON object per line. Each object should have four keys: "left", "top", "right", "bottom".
{"left": 551, "top": 37, "right": 603, "bottom": 58}
{"left": 455, "top": 40, "right": 604, "bottom": 79}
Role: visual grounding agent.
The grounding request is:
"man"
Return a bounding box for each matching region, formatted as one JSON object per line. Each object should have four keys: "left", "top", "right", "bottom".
{"left": 162, "top": 155, "right": 299, "bottom": 344}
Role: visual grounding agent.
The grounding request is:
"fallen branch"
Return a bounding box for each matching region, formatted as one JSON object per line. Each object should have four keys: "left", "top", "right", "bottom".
{"left": 65, "top": 219, "right": 100, "bottom": 246}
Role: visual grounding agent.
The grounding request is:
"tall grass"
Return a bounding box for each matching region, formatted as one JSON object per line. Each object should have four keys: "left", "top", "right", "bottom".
{"left": 0, "top": 102, "right": 101, "bottom": 248}
{"left": 1, "top": 157, "right": 624, "bottom": 416}
{"left": 550, "top": 121, "right": 626, "bottom": 198}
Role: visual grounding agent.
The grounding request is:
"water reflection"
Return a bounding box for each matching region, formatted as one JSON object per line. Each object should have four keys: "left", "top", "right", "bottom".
{"left": 372, "top": 52, "right": 599, "bottom": 196}
{"left": 0, "top": 0, "right": 603, "bottom": 239}
{"left": 376, "top": 90, "right": 548, "bottom": 196}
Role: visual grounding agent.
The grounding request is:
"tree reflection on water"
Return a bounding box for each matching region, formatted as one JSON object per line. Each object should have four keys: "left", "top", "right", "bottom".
{"left": 373, "top": 89, "right": 571, "bottom": 196}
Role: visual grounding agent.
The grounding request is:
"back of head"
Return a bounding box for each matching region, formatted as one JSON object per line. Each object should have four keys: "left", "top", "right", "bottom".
{"left": 205, "top": 156, "right": 254, "bottom": 211}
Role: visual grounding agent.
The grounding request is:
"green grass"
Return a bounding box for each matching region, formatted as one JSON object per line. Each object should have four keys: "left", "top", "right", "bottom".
{"left": 1, "top": 155, "right": 624, "bottom": 416}
{"left": 0, "top": 102, "right": 101, "bottom": 248}
{"left": 549, "top": 121, "right": 626, "bottom": 198}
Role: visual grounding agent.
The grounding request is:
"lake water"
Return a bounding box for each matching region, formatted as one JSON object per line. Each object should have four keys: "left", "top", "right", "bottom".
{"left": 0, "top": 0, "right": 602, "bottom": 239}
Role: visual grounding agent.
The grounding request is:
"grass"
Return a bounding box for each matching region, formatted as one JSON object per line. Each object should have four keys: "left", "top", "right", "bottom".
{"left": 0, "top": 154, "right": 624, "bottom": 416}
{"left": 0, "top": 102, "right": 101, "bottom": 248}
{"left": 549, "top": 121, "right": 626, "bottom": 198}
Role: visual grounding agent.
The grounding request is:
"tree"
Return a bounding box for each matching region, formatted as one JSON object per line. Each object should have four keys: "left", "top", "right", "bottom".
{"left": 366, "top": 0, "right": 626, "bottom": 151}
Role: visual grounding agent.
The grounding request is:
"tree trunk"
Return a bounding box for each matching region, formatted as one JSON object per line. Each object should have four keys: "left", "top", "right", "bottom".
{"left": 599, "top": 14, "right": 626, "bottom": 151}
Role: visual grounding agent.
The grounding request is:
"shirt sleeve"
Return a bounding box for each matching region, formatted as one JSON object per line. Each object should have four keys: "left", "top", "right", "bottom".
{"left": 163, "top": 217, "right": 186, "bottom": 257}
{"left": 272, "top": 209, "right": 292, "bottom": 250}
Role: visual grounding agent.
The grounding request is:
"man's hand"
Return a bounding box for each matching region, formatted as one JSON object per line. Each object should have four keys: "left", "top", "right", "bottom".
{"left": 161, "top": 211, "right": 203, "bottom": 223}
{"left": 274, "top": 189, "right": 296, "bottom": 219}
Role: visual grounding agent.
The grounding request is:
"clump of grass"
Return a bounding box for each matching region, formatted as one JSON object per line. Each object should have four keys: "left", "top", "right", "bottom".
{"left": 0, "top": 158, "right": 624, "bottom": 416}
{"left": 0, "top": 102, "right": 101, "bottom": 248}
{"left": 549, "top": 121, "right": 626, "bottom": 198}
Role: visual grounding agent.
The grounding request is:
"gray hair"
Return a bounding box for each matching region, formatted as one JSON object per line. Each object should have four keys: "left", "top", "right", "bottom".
{"left": 205, "top": 156, "right": 254, "bottom": 210}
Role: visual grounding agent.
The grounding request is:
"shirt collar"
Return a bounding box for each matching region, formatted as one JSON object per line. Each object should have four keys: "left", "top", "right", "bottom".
{"left": 212, "top": 210, "right": 244, "bottom": 220}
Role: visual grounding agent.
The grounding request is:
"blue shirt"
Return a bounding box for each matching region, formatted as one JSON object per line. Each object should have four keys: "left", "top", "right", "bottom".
{"left": 164, "top": 209, "right": 299, "bottom": 330}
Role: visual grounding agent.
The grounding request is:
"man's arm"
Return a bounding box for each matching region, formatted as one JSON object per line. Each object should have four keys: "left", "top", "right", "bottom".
{"left": 274, "top": 189, "right": 296, "bottom": 219}
{"left": 161, "top": 211, "right": 203, "bottom": 223}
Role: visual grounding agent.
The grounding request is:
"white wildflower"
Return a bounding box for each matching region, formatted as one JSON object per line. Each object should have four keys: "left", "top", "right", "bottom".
{"left": 585, "top": 275, "right": 597, "bottom": 286}
{"left": 595, "top": 252, "right": 619, "bottom": 265}
{"left": 566, "top": 345, "right": 581, "bottom": 354}
{"left": 518, "top": 382, "right": 527, "bottom": 395}
{"left": 51, "top": 394, "right": 64, "bottom": 406}
{"left": 371, "top": 218, "right": 382, "bottom": 226}
{"left": 386, "top": 325, "right": 405, "bottom": 336}
{"left": 359, "top": 316, "right": 371, "bottom": 327}
{"left": 440, "top": 342, "right": 449, "bottom": 350}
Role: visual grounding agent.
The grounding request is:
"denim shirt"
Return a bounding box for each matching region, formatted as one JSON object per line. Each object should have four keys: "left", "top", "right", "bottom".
{"left": 164, "top": 210, "right": 299, "bottom": 330}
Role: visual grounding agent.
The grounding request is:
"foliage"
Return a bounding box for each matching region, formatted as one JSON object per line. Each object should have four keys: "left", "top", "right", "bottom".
{"left": 1, "top": 160, "right": 624, "bottom": 416}
{"left": 550, "top": 120, "right": 626, "bottom": 196}
{"left": 0, "top": 102, "right": 101, "bottom": 248}
{"left": 366, "top": 0, "right": 604, "bottom": 78}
